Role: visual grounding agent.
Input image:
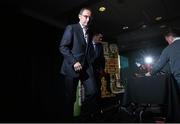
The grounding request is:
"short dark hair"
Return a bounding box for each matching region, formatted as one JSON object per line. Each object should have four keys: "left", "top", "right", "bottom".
{"left": 79, "top": 7, "right": 92, "bottom": 15}
{"left": 92, "top": 32, "right": 102, "bottom": 36}
{"left": 163, "top": 27, "right": 180, "bottom": 37}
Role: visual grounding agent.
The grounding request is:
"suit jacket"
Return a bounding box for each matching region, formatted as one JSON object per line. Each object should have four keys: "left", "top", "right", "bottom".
{"left": 151, "top": 39, "right": 180, "bottom": 84}
{"left": 59, "top": 23, "right": 93, "bottom": 77}
{"left": 92, "top": 43, "right": 105, "bottom": 74}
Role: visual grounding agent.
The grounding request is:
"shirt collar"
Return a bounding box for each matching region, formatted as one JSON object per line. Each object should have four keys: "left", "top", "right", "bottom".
{"left": 92, "top": 41, "right": 96, "bottom": 45}
{"left": 79, "top": 23, "right": 87, "bottom": 30}
{"left": 173, "top": 37, "right": 180, "bottom": 42}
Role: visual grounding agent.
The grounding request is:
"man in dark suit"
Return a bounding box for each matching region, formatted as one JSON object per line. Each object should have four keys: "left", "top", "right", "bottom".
{"left": 92, "top": 33, "right": 105, "bottom": 75}
{"left": 59, "top": 7, "right": 98, "bottom": 121}
{"left": 91, "top": 33, "right": 105, "bottom": 111}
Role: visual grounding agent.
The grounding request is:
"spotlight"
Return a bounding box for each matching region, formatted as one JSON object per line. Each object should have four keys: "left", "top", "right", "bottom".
{"left": 145, "top": 56, "right": 153, "bottom": 64}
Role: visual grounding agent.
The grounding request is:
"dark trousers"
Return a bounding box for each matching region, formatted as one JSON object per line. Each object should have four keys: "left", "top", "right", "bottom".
{"left": 62, "top": 65, "right": 98, "bottom": 121}
{"left": 94, "top": 71, "right": 102, "bottom": 108}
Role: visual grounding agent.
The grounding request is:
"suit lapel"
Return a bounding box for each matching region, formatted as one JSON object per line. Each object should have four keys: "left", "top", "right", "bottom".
{"left": 77, "top": 23, "right": 87, "bottom": 45}
{"left": 95, "top": 44, "right": 100, "bottom": 57}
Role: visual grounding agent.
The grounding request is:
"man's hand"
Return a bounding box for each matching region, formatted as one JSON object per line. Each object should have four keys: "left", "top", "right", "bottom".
{"left": 73, "top": 62, "right": 82, "bottom": 72}
{"left": 145, "top": 72, "right": 151, "bottom": 76}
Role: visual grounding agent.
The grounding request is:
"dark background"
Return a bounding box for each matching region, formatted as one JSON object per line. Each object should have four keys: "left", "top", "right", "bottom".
{"left": 1, "top": 3, "right": 65, "bottom": 122}
{"left": 0, "top": 1, "right": 176, "bottom": 122}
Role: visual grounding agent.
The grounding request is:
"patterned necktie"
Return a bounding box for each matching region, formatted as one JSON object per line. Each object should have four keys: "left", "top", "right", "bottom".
{"left": 83, "top": 27, "right": 88, "bottom": 43}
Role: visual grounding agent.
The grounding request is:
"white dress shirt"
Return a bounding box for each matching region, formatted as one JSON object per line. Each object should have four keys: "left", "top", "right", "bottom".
{"left": 80, "top": 23, "right": 88, "bottom": 43}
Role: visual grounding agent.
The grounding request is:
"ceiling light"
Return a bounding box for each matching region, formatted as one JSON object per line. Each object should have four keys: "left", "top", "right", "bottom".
{"left": 142, "top": 24, "right": 147, "bottom": 28}
{"left": 122, "top": 26, "right": 128, "bottom": 30}
{"left": 155, "top": 16, "right": 162, "bottom": 21}
{"left": 160, "top": 25, "right": 166, "bottom": 28}
{"left": 99, "top": 6, "right": 106, "bottom": 12}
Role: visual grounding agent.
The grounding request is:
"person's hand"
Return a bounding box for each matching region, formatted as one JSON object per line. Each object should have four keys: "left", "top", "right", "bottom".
{"left": 145, "top": 72, "right": 151, "bottom": 76}
{"left": 73, "top": 62, "right": 82, "bottom": 72}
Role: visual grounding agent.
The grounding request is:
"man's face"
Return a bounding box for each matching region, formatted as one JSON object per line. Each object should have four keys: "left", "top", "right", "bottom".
{"left": 79, "top": 9, "right": 91, "bottom": 27}
{"left": 93, "top": 34, "right": 103, "bottom": 43}
{"left": 165, "top": 35, "right": 173, "bottom": 44}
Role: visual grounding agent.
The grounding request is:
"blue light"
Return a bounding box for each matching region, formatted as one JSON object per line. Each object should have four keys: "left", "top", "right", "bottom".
{"left": 145, "top": 56, "right": 153, "bottom": 64}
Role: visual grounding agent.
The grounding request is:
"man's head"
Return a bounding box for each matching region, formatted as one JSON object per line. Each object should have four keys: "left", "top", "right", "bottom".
{"left": 164, "top": 28, "right": 180, "bottom": 44}
{"left": 92, "top": 33, "right": 103, "bottom": 43}
{"left": 78, "top": 8, "right": 92, "bottom": 27}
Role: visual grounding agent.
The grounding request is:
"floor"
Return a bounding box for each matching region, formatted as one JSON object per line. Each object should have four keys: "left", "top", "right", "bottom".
{"left": 0, "top": 93, "right": 166, "bottom": 123}
{"left": 72, "top": 94, "right": 166, "bottom": 123}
